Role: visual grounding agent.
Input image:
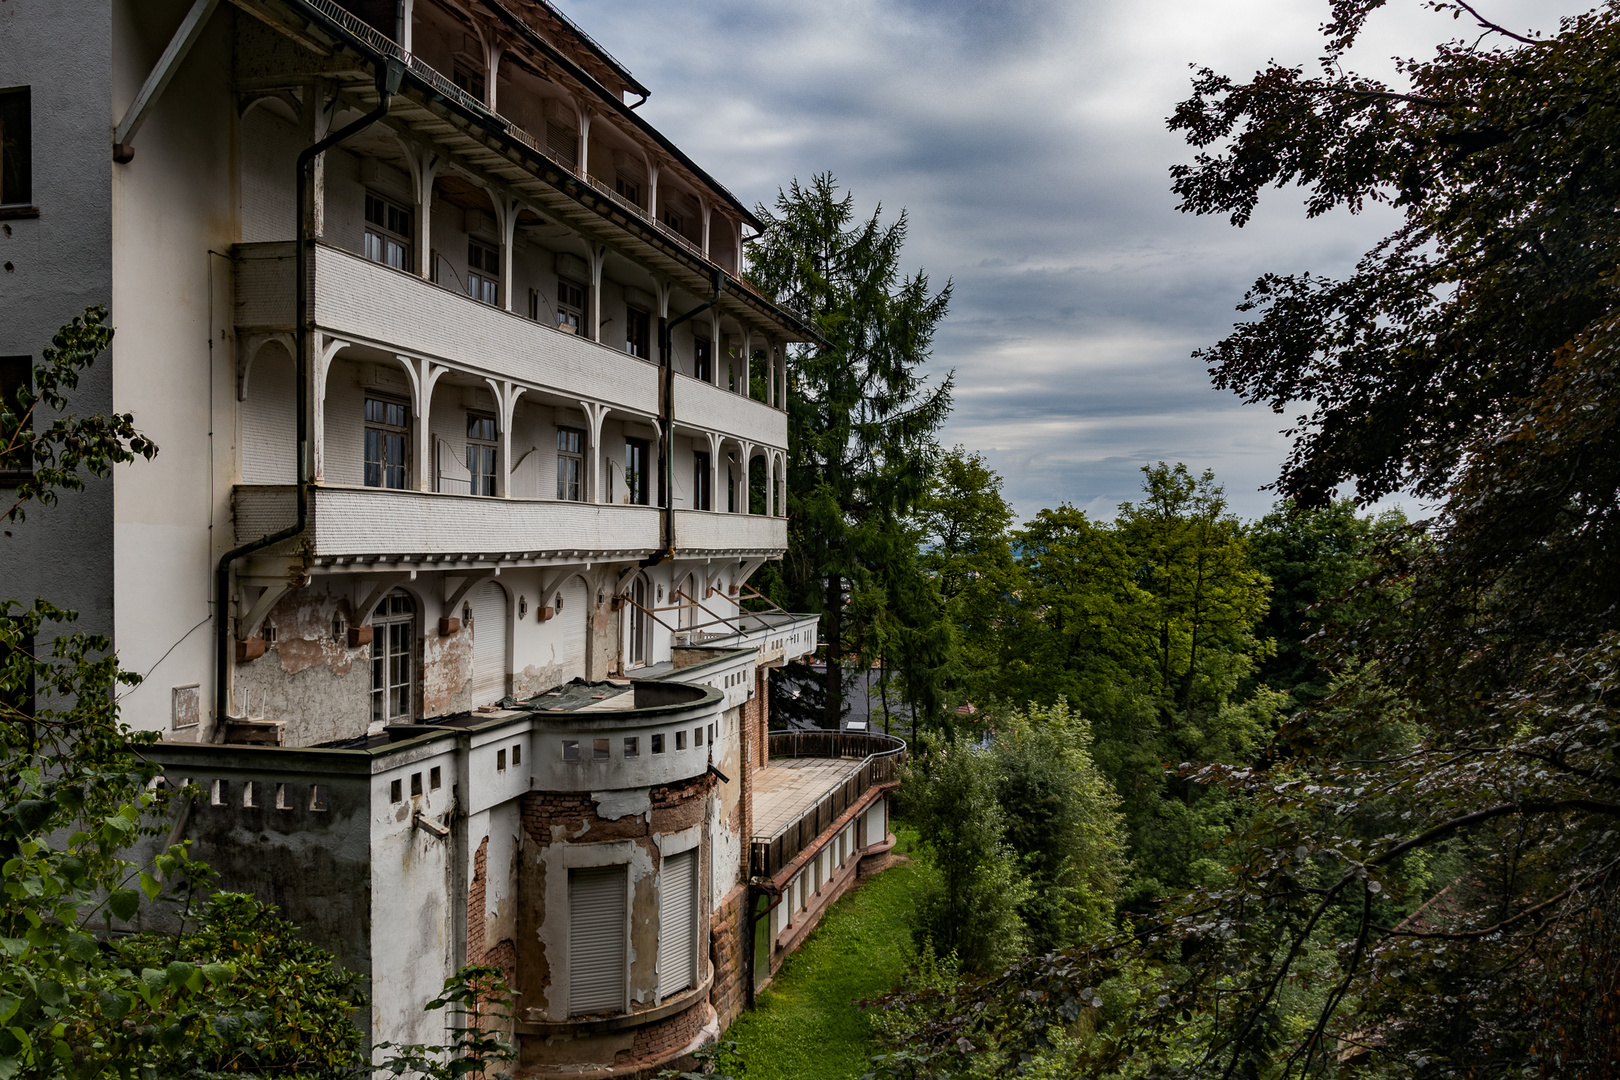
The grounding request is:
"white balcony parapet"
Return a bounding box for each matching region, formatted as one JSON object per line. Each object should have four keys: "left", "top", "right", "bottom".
{"left": 672, "top": 509, "right": 786, "bottom": 558}
{"left": 674, "top": 374, "right": 785, "bottom": 449}
{"left": 235, "top": 484, "right": 662, "bottom": 563}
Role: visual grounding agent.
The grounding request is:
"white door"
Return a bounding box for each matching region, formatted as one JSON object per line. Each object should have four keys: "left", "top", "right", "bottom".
{"left": 557, "top": 577, "right": 587, "bottom": 681}
{"left": 657, "top": 848, "right": 698, "bottom": 998}
{"left": 569, "top": 865, "right": 627, "bottom": 1015}
{"left": 471, "top": 581, "right": 507, "bottom": 706}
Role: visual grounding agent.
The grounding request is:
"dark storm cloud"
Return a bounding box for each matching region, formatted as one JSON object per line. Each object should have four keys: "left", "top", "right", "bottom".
{"left": 568, "top": 0, "right": 1582, "bottom": 520}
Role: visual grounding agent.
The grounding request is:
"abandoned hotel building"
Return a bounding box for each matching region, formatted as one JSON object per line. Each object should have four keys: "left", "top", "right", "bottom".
{"left": 0, "top": 0, "right": 905, "bottom": 1072}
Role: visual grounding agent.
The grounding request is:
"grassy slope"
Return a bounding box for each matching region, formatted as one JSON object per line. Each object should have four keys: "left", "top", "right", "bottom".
{"left": 726, "top": 827, "right": 924, "bottom": 1080}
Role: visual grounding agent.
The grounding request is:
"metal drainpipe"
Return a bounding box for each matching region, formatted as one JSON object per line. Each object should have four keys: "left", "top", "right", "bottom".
{"left": 641, "top": 269, "right": 724, "bottom": 568}
{"left": 212, "top": 61, "right": 405, "bottom": 733}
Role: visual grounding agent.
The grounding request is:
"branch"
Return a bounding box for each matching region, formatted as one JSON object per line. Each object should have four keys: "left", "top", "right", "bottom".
{"left": 1451, "top": 1, "right": 1538, "bottom": 46}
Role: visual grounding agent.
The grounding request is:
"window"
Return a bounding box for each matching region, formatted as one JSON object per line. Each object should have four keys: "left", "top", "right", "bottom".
{"left": 211, "top": 779, "right": 229, "bottom": 806}
{"left": 624, "top": 736, "right": 639, "bottom": 757}
{"left": 615, "top": 174, "right": 642, "bottom": 208}
{"left": 694, "top": 726, "right": 704, "bottom": 748}
{"left": 497, "top": 749, "right": 507, "bottom": 771}
{"left": 363, "top": 192, "right": 412, "bottom": 270}
{"left": 675, "top": 730, "right": 686, "bottom": 751}
{"left": 651, "top": 732, "right": 665, "bottom": 754}
{"left": 625, "top": 438, "right": 650, "bottom": 506}
{"left": 364, "top": 397, "right": 410, "bottom": 489}
{"left": 556, "top": 426, "right": 584, "bottom": 501}
{"left": 466, "top": 413, "right": 497, "bottom": 496}
{"left": 410, "top": 772, "right": 423, "bottom": 796}
{"left": 452, "top": 59, "right": 486, "bottom": 102}
{"left": 693, "top": 337, "right": 711, "bottom": 383}
{"left": 557, "top": 278, "right": 585, "bottom": 334}
{"left": 625, "top": 306, "right": 650, "bottom": 359}
{"left": 528, "top": 287, "right": 541, "bottom": 321}
{"left": 0, "top": 356, "right": 31, "bottom": 483}
{"left": 546, "top": 121, "right": 578, "bottom": 170}
{"left": 563, "top": 739, "right": 580, "bottom": 761}
{"left": 430, "top": 766, "right": 441, "bottom": 790}
{"left": 389, "top": 778, "right": 402, "bottom": 803}
{"left": 568, "top": 866, "right": 627, "bottom": 1015}
{"left": 692, "top": 450, "right": 710, "bottom": 511}
{"left": 370, "top": 590, "right": 415, "bottom": 726}
{"left": 593, "top": 738, "right": 610, "bottom": 760}
{"left": 0, "top": 88, "right": 30, "bottom": 207}
{"left": 662, "top": 209, "right": 684, "bottom": 235}
{"left": 467, "top": 239, "right": 499, "bottom": 306}
{"left": 309, "top": 784, "right": 329, "bottom": 811}
{"left": 657, "top": 848, "right": 698, "bottom": 997}
{"left": 512, "top": 743, "right": 522, "bottom": 766}
{"left": 629, "top": 575, "right": 649, "bottom": 666}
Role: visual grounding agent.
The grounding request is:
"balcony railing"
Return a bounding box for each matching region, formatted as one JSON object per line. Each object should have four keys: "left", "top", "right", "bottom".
{"left": 234, "top": 484, "right": 662, "bottom": 561}
{"left": 749, "top": 731, "right": 907, "bottom": 880}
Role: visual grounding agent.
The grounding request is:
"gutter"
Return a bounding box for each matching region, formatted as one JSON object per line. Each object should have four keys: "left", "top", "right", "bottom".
{"left": 212, "top": 59, "right": 404, "bottom": 733}
{"left": 642, "top": 269, "right": 724, "bottom": 569}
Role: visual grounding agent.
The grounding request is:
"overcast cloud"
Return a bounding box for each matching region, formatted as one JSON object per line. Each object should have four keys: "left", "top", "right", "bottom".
{"left": 570, "top": 0, "right": 1585, "bottom": 521}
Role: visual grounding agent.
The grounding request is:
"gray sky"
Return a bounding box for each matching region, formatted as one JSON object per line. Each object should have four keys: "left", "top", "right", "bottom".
{"left": 570, "top": 0, "right": 1584, "bottom": 522}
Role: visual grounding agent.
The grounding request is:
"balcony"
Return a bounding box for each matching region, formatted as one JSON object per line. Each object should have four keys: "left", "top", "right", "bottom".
{"left": 673, "top": 509, "right": 786, "bottom": 557}
{"left": 236, "top": 241, "right": 661, "bottom": 419}
{"left": 234, "top": 484, "right": 661, "bottom": 563}
{"left": 749, "top": 731, "right": 907, "bottom": 879}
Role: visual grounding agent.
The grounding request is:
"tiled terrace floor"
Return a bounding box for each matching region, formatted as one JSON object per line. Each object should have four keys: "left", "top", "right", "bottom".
{"left": 752, "top": 757, "right": 863, "bottom": 840}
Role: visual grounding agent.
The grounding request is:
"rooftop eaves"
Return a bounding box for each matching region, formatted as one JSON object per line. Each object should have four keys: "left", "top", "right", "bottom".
{"left": 234, "top": 0, "right": 821, "bottom": 345}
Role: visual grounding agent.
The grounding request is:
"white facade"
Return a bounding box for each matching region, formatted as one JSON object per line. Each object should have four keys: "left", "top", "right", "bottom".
{"left": 0, "top": 1, "right": 907, "bottom": 1073}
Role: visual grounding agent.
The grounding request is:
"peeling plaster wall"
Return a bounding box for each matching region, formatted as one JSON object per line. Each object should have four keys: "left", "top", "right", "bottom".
{"left": 233, "top": 582, "right": 370, "bottom": 745}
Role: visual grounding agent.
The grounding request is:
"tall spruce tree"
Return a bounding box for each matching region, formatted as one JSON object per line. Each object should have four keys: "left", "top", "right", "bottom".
{"left": 749, "top": 174, "right": 954, "bottom": 730}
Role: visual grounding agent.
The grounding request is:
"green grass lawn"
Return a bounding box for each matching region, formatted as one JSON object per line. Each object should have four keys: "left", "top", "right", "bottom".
{"left": 725, "top": 826, "right": 925, "bottom": 1080}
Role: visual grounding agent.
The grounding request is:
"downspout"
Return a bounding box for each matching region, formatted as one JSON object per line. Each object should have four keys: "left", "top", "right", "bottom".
{"left": 212, "top": 61, "right": 405, "bottom": 732}
{"left": 641, "top": 269, "right": 724, "bottom": 568}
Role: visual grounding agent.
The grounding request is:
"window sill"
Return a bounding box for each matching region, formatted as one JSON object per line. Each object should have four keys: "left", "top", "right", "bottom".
{"left": 0, "top": 205, "right": 39, "bottom": 221}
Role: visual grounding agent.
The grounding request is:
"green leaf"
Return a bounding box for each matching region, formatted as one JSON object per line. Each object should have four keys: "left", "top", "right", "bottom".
{"left": 14, "top": 800, "right": 56, "bottom": 836}
{"left": 165, "top": 961, "right": 196, "bottom": 991}
{"left": 210, "top": 1013, "right": 242, "bottom": 1040}
{"left": 107, "top": 889, "right": 139, "bottom": 923}
{"left": 0, "top": 998, "right": 18, "bottom": 1026}
{"left": 199, "top": 962, "right": 234, "bottom": 986}
{"left": 96, "top": 990, "right": 131, "bottom": 1022}
{"left": 140, "top": 968, "right": 166, "bottom": 993}
{"left": 64, "top": 934, "right": 96, "bottom": 963}
{"left": 137, "top": 872, "right": 160, "bottom": 901}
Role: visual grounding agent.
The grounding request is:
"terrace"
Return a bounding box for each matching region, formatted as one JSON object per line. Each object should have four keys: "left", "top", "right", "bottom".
{"left": 749, "top": 730, "right": 906, "bottom": 880}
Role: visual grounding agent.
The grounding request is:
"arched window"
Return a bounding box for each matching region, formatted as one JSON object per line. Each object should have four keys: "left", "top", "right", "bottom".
{"left": 371, "top": 590, "right": 416, "bottom": 726}
{"left": 629, "top": 575, "right": 649, "bottom": 666}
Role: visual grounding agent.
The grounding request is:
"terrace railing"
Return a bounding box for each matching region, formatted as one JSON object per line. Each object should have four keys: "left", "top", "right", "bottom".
{"left": 749, "top": 730, "right": 906, "bottom": 880}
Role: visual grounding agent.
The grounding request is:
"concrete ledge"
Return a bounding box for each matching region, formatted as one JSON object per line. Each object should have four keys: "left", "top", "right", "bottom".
{"left": 516, "top": 971, "right": 713, "bottom": 1037}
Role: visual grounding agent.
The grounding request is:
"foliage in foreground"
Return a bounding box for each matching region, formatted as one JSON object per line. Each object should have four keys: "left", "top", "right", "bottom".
{"left": 1, "top": 308, "right": 515, "bottom": 1079}
{"left": 866, "top": 2, "right": 1620, "bottom": 1077}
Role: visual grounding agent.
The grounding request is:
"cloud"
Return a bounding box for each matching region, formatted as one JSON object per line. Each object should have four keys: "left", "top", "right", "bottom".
{"left": 569, "top": 0, "right": 1585, "bottom": 521}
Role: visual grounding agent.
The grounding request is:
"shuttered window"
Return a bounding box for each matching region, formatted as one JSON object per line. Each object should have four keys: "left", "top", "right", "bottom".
{"left": 657, "top": 849, "right": 698, "bottom": 998}
{"left": 470, "top": 581, "right": 507, "bottom": 706}
{"left": 568, "top": 865, "right": 626, "bottom": 1015}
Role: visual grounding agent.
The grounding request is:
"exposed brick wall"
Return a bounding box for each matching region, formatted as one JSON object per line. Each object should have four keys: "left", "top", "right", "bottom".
{"left": 622, "top": 1001, "right": 706, "bottom": 1068}
{"left": 709, "top": 885, "right": 750, "bottom": 1027}
{"left": 468, "top": 835, "right": 518, "bottom": 993}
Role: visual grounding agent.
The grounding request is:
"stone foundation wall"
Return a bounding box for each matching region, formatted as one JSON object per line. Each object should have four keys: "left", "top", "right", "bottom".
{"left": 709, "top": 885, "right": 750, "bottom": 1027}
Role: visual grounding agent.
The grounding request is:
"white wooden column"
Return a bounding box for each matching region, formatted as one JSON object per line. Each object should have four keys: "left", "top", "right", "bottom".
{"left": 400, "top": 142, "right": 440, "bottom": 279}
{"left": 699, "top": 196, "right": 712, "bottom": 257}
{"left": 398, "top": 0, "right": 414, "bottom": 51}
{"left": 484, "top": 43, "right": 503, "bottom": 111}
{"left": 406, "top": 356, "right": 445, "bottom": 493}
{"left": 737, "top": 328, "right": 752, "bottom": 396}
{"left": 705, "top": 432, "right": 723, "bottom": 512}
{"left": 588, "top": 243, "right": 607, "bottom": 343}
{"left": 486, "top": 379, "right": 522, "bottom": 497}
{"left": 486, "top": 190, "right": 520, "bottom": 312}
{"left": 576, "top": 107, "right": 592, "bottom": 178}
{"left": 301, "top": 83, "right": 334, "bottom": 239}
{"left": 708, "top": 312, "right": 723, "bottom": 386}
{"left": 580, "top": 401, "right": 609, "bottom": 503}
{"left": 738, "top": 440, "right": 754, "bottom": 515}
{"left": 311, "top": 335, "right": 346, "bottom": 483}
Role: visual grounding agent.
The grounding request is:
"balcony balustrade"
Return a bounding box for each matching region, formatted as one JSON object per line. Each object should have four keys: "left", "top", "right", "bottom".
{"left": 234, "top": 483, "right": 661, "bottom": 562}
{"left": 749, "top": 731, "right": 907, "bottom": 880}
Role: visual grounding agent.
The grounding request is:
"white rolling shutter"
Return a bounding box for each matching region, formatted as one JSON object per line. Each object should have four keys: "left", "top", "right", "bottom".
{"left": 557, "top": 577, "right": 588, "bottom": 681}
{"left": 569, "top": 865, "right": 626, "bottom": 1015}
{"left": 657, "top": 849, "right": 698, "bottom": 998}
{"left": 471, "top": 581, "right": 507, "bottom": 706}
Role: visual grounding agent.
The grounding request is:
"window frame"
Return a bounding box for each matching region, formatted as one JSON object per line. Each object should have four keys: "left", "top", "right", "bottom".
{"left": 465, "top": 412, "right": 498, "bottom": 497}
{"left": 692, "top": 450, "right": 710, "bottom": 511}
{"left": 625, "top": 306, "right": 650, "bottom": 360}
{"left": 625, "top": 437, "right": 650, "bottom": 506}
{"left": 363, "top": 190, "right": 413, "bottom": 271}
{"left": 556, "top": 426, "right": 585, "bottom": 502}
{"left": 557, "top": 278, "right": 585, "bottom": 334}
{"left": 692, "top": 337, "right": 711, "bottom": 383}
{"left": 363, "top": 395, "right": 411, "bottom": 490}
{"left": 466, "top": 238, "right": 500, "bottom": 306}
{"left": 0, "top": 87, "right": 31, "bottom": 208}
